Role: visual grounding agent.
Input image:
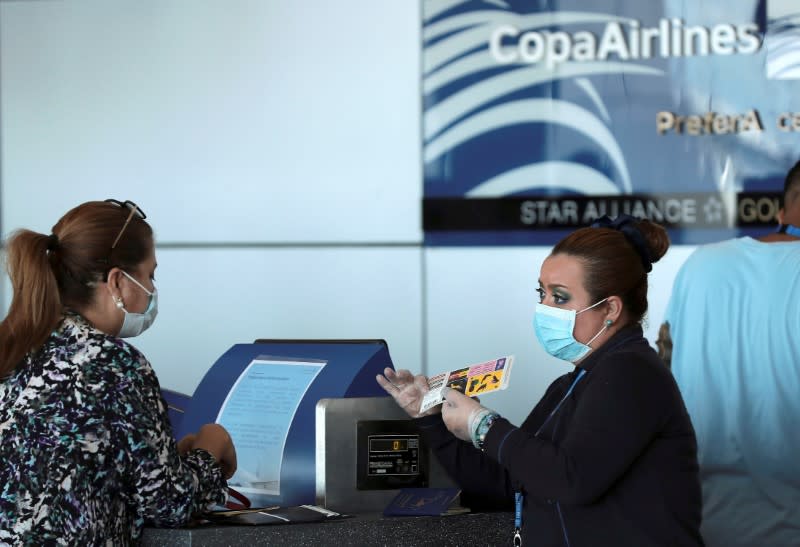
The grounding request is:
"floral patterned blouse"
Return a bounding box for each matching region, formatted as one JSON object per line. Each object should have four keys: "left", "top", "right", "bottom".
{"left": 0, "top": 313, "right": 226, "bottom": 545}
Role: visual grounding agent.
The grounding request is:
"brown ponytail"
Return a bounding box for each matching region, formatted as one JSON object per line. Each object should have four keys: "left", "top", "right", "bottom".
{"left": 0, "top": 201, "right": 153, "bottom": 376}
{"left": 0, "top": 231, "right": 63, "bottom": 376}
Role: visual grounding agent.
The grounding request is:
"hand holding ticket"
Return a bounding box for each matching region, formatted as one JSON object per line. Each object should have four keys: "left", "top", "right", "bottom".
{"left": 419, "top": 355, "right": 514, "bottom": 414}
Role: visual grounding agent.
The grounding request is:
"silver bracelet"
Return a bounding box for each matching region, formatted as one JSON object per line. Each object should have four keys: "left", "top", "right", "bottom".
{"left": 471, "top": 411, "right": 501, "bottom": 450}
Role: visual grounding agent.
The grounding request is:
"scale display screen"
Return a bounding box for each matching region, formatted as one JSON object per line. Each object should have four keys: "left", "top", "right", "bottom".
{"left": 356, "top": 420, "right": 428, "bottom": 490}
{"left": 367, "top": 435, "right": 419, "bottom": 476}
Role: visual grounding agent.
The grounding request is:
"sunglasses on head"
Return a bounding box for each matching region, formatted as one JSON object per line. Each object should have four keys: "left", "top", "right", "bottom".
{"left": 104, "top": 199, "right": 147, "bottom": 251}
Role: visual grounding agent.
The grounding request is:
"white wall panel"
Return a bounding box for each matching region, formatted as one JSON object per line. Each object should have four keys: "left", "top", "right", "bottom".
{"left": 643, "top": 245, "right": 697, "bottom": 340}
{"left": 129, "top": 247, "right": 423, "bottom": 395}
{"left": 0, "top": 0, "right": 422, "bottom": 243}
{"left": 1, "top": 245, "right": 423, "bottom": 394}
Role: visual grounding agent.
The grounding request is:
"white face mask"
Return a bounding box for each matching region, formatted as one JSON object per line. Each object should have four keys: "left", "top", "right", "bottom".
{"left": 117, "top": 271, "right": 158, "bottom": 338}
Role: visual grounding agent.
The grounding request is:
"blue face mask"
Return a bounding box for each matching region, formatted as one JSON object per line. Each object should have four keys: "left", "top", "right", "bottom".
{"left": 533, "top": 299, "right": 608, "bottom": 363}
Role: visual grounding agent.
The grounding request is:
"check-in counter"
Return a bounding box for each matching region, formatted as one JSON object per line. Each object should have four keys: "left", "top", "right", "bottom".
{"left": 162, "top": 340, "right": 483, "bottom": 547}
{"left": 143, "top": 511, "right": 512, "bottom": 546}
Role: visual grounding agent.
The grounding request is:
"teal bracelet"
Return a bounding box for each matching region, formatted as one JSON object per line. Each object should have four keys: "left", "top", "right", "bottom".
{"left": 472, "top": 411, "right": 500, "bottom": 450}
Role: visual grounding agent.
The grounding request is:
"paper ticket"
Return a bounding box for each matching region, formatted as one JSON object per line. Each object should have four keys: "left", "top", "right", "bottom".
{"left": 419, "top": 355, "right": 514, "bottom": 414}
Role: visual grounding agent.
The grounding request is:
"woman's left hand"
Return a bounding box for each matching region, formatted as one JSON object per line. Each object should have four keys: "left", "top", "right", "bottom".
{"left": 441, "top": 387, "right": 484, "bottom": 441}
{"left": 177, "top": 433, "right": 197, "bottom": 455}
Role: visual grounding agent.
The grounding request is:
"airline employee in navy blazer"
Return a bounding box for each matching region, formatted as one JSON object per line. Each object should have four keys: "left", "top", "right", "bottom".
{"left": 378, "top": 215, "right": 703, "bottom": 547}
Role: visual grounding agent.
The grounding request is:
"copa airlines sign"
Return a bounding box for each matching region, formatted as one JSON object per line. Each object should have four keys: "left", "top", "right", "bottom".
{"left": 490, "top": 18, "right": 761, "bottom": 68}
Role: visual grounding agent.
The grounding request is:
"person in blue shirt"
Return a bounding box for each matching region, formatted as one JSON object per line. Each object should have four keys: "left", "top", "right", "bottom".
{"left": 659, "top": 160, "right": 800, "bottom": 547}
{"left": 379, "top": 215, "right": 703, "bottom": 547}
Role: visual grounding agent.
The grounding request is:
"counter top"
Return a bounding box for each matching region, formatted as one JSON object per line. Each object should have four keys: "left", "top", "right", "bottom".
{"left": 143, "top": 510, "right": 513, "bottom": 546}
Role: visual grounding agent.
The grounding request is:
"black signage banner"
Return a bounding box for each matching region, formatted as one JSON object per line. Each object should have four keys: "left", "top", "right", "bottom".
{"left": 424, "top": 192, "right": 783, "bottom": 231}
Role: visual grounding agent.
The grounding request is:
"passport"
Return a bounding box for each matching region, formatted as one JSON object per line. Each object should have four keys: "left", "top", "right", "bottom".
{"left": 383, "top": 488, "right": 465, "bottom": 517}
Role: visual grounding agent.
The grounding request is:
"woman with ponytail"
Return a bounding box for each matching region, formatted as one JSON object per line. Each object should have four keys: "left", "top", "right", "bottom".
{"left": 0, "top": 200, "right": 236, "bottom": 545}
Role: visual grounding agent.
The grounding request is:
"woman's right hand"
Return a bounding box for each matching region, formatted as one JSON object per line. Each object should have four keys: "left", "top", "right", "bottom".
{"left": 376, "top": 367, "right": 439, "bottom": 418}
{"left": 192, "top": 423, "right": 238, "bottom": 480}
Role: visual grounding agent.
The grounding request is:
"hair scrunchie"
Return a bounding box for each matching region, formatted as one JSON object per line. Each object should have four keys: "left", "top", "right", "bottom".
{"left": 590, "top": 214, "right": 653, "bottom": 272}
{"left": 46, "top": 233, "right": 59, "bottom": 252}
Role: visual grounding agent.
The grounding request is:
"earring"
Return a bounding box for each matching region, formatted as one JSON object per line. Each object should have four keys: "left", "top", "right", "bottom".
{"left": 113, "top": 296, "right": 124, "bottom": 309}
{"left": 605, "top": 319, "right": 613, "bottom": 326}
